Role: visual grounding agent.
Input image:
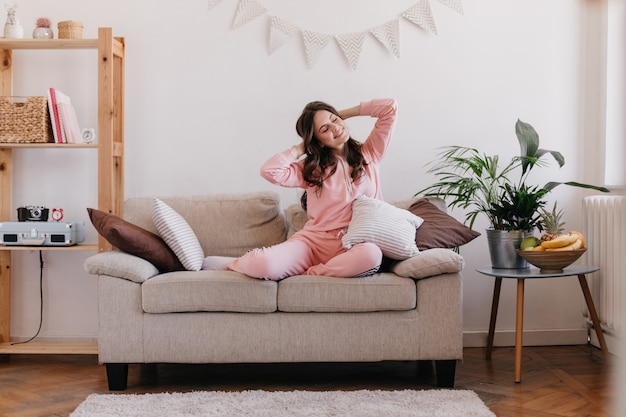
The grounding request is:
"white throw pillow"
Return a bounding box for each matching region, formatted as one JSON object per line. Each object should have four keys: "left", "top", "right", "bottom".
{"left": 152, "top": 198, "right": 204, "bottom": 271}
{"left": 342, "top": 195, "right": 424, "bottom": 260}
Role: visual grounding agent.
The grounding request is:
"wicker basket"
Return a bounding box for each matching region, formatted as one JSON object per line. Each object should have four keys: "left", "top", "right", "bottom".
{"left": 58, "top": 20, "right": 83, "bottom": 39}
{"left": 0, "top": 96, "right": 54, "bottom": 143}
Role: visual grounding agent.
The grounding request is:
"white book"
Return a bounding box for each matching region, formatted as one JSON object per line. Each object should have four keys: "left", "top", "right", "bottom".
{"left": 54, "top": 90, "right": 81, "bottom": 144}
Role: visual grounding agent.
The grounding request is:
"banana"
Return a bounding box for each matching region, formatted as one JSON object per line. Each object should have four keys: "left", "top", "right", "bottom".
{"left": 540, "top": 233, "right": 578, "bottom": 249}
{"left": 532, "top": 245, "right": 546, "bottom": 251}
{"left": 545, "top": 238, "right": 583, "bottom": 251}
{"left": 569, "top": 230, "right": 586, "bottom": 249}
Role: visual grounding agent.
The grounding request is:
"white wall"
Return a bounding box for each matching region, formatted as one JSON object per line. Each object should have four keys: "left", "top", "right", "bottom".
{"left": 7, "top": 0, "right": 606, "bottom": 346}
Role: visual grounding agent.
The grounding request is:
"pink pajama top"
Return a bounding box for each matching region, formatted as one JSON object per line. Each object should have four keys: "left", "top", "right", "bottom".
{"left": 260, "top": 98, "right": 397, "bottom": 233}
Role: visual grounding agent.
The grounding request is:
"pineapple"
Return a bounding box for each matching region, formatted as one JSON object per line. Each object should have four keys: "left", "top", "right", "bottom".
{"left": 539, "top": 202, "right": 565, "bottom": 242}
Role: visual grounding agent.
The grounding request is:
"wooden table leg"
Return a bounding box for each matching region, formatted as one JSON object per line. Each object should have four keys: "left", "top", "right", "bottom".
{"left": 578, "top": 274, "right": 610, "bottom": 363}
{"left": 486, "top": 277, "right": 502, "bottom": 360}
{"left": 514, "top": 278, "right": 525, "bottom": 383}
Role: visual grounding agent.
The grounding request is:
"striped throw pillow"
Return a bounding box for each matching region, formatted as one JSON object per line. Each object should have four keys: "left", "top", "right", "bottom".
{"left": 342, "top": 195, "right": 424, "bottom": 260}
{"left": 152, "top": 198, "right": 205, "bottom": 271}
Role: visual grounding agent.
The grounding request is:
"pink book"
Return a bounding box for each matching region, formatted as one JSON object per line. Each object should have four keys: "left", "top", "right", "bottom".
{"left": 47, "top": 88, "right": 65, "bottom": 143}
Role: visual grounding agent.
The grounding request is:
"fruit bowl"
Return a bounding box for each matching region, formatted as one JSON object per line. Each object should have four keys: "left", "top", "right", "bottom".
{"left": 516, "top": 249, "right": 586, "bottom": 273}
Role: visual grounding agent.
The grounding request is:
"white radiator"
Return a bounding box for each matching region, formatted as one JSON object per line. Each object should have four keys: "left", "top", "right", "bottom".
{"left": 582, "top": 195, "right": 625, "bottom": 354}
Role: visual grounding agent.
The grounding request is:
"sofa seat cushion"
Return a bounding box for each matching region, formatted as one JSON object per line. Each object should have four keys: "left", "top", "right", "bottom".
{"left": 277, "top": 273, "right": 416, "bottom": 313}
{"left": 142, "top": 271, "right": 277, "bottom": 313}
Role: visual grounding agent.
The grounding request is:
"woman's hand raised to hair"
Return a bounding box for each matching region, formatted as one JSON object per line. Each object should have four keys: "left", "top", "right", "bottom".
{"left": 292, "top": 141, "right": 306, "bottom": 157}
{"left": 338, "top": 104, "right": 361, "bottom": 120}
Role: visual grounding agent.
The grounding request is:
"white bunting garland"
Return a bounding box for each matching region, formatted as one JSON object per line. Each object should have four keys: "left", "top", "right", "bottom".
{"left": 232, "top": 0, "right": 267, "bottom": 29}
{"left": 336, "top": 32, "right": 366, "bottom": 70}
{"left": 210, "top": 0, "right": 462, "bottom": 69}
{"left": 402, "top": 0, "right": 438, "bottom": 36}
{"left": 371, "top": 20, "right": 401, "bottom": 59}
{"left": 436, "top": 0, "right": 464, "bottom": 15}
{"left": 269, "top": 16, "right": 299, "bottom": 54}
{"left": 302, "top": 31, "right": 332, "bottom": 69}
{"left": 207, "top": 0, "right": 224, "bottom": 10}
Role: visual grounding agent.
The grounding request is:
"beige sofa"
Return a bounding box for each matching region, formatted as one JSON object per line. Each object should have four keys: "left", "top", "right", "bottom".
{"left": 84, "top": 192, "right": 464, "bottom": 390}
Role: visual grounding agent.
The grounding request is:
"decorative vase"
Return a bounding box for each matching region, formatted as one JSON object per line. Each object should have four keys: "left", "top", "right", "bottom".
{"left": 33, "top": 27, "right": 53, "bottom": 39}
{"left": 3, "top": 8, "right": 23, "bottom": 39}
{"left": 486, "top": 229, "right": 531, "bottom": 269}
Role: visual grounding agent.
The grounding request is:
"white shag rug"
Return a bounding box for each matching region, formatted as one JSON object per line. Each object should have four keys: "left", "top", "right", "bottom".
{"left": 70, "top": 389, "right": 496, "bottom": 417}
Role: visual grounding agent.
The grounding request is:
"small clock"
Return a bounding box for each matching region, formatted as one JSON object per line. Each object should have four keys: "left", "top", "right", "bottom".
{"left": 51, "top": 208, "right": 64, "bottom": 222}
{"left": 81, "top": 127, "right": 96, "bottom": 144}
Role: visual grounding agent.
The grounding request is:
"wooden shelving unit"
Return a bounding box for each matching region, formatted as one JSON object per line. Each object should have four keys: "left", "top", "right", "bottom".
{"left": 0, "top": 28, "right": 124, "bottom": 354}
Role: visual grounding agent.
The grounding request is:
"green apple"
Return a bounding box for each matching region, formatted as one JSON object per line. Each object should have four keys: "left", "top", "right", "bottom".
{"left": 520, "top": 236, "right": 540, "bottom": 251}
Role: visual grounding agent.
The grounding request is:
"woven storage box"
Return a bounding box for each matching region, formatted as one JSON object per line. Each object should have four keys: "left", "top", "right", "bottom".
{"left": 58, "top": 20, "right": 83, "bottom": 39}
{"left": 0, "top": 96, "right": 53, "bottom": 143}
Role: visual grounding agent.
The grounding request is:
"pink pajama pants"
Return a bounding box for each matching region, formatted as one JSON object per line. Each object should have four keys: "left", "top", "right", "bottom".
{"left": 226, "top": 228, "right": 383, "bottom": 281}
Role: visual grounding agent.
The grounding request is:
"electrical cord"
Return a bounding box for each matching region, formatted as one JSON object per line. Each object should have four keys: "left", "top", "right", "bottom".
{"left": 11, "top": 250, "right": 44, "bottom": 345}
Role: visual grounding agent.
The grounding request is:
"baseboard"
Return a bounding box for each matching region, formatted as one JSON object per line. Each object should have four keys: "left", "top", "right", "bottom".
{"left": 463, "top": 329, "right": 588, "bottom": 348}
{"left": 12, "top": 332, "right": 595, "bottom": 350}
{"left": 8, "top": 336, "right": 98, "bottom": 344}
{"left": 588, "top": 328, "right": 622, "bottom": 356}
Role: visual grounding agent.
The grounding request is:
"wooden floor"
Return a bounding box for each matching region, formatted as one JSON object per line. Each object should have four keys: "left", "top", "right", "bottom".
{"left": 0, "top": 345, "right": 612, "bottom": 417}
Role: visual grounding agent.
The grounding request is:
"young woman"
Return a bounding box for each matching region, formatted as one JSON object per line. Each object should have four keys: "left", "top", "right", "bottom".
{"left": 225, "top": 98, "right": 397, "bottom": 280}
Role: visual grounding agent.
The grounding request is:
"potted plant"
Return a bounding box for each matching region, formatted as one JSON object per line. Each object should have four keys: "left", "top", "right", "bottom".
{"left": 416, "top": 119, "right": 609, "bottom": 268}
{"left": 33, "top": 17, "right": 53, "bottom": 39}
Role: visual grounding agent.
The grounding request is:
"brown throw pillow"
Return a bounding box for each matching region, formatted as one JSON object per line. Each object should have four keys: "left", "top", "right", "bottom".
{"left": 407, "top": 199, "right": 480, "bottom": 250}
{"left": 87, "top": 208, "right": 184, "bottom": 272}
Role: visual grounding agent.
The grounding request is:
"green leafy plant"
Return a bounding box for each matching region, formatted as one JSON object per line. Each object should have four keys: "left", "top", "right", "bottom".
{"left": 416, "top": 119, "right": 610, "bottom": 231}
{"left": 489, "top": 183, "right": 548, "bottom": 231}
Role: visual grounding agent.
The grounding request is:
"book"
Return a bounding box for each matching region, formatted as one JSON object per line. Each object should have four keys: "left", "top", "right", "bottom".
{"left": 53, "top": 89, "right": 81, "bottom": 144}
{"left": 47, "top": 87, "right": 65, "bottom": 143}
{"left": 58, "top": 102, "right": 81, "bottom": 144}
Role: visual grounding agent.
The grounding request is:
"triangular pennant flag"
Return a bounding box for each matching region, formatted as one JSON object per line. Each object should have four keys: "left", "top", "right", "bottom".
{"left": 370, "top": 20, "right": 400, "bottom": 59}
{"left": 268, "top": 16, "right": 299, "bottom": 54}
{"left": 336, "top": 32, "right": 366, "bottom": 70}
{"left": 302, "top": 30, "right": 331, "bottom": 69}
{"left": 435, "top": 0, "right": 464, "bottom": 15}
{"left": 207, "top": 0, "right": 224, "bottom": 10}
{"left": 402, "top": 0, "right": 438, "bottom": 35}
{"left": 232, "top": 0, "right": 268, "bottom": 30}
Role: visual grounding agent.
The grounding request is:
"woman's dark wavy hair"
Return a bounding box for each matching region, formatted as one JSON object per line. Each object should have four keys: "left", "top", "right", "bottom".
{"left": 295, "top": 101, "right": 367, "bottom": 210}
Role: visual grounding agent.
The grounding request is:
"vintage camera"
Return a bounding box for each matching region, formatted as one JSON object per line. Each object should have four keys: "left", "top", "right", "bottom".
{"left": 17, "top": 206, "right": 49, "bottom": 222}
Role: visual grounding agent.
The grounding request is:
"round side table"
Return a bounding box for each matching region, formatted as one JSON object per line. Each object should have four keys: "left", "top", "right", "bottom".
{"left": 476, "top": 265, "right": 609, "bottom": 383}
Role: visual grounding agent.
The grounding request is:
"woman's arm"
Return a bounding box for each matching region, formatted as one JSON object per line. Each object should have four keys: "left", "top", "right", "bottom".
{"left": 291, "top": 141, "right": 305, "bottom": 158}
{"left": 338, "top": 104, "right": 361, "bottom": 120}
{"left": 360, "top": 98, "right": 398, "bottom": 162}
{"left": 260, "top": 146, "right": 306, "bottom": 188}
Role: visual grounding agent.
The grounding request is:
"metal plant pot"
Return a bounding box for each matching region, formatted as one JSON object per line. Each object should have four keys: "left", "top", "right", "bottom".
{"left": 486, "top": 229, "right": 530, "bottom": 269}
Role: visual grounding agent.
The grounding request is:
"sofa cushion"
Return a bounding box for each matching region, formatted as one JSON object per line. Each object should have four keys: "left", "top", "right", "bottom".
{"left": 84, "top": 250, "right": 160, "bottom": 283}
{"left": 153, "top": 198, "right": 205, "bottom": 271}
{"left": 408, "top": 198, "right": 480, "bottom": 250}
{"left": 285, "top": 203, "right": 308, "bottom": 238}
{"left": 391, "top": 248, "right": 464, "bottom": 279}
{"left": 125, "top": 192, "right": 288, "bottom": 258}
{"left": 87, "top": 208, "right": 184, "bottom": 272}
{"left": 342, "top": 196, "right": 423, "bottom": 260}
{"left": 277, "top": 273, "right": 416, "bottom": 312}
{"left": 142, "top": 271, "right": 277, "bottom": 313}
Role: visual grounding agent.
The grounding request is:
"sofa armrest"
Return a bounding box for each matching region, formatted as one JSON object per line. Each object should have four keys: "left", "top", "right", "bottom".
{"left": 391, "top": 248, "right": 464, "bottom": 280}
{"left": 84, "top": 251, "right": 160, "bottom": 283}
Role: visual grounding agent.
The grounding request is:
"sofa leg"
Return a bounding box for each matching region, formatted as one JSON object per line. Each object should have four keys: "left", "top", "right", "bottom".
{"left": 434, "top": 360, "right": 456, "bottom": 388}
{"left": 105, "top": 363, "right": 129, "bottom": 391}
